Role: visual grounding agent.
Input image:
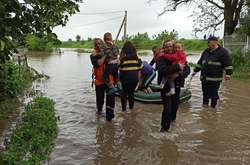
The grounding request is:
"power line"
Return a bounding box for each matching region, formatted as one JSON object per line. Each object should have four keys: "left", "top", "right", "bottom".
{"left": 63, "top": 16, "right": 124, "bottom": 29}
{"left": 76, "top": 11, "right": 124, "bottom": 15}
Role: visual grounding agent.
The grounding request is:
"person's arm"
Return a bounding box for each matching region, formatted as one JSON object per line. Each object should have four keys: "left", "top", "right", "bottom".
{"left": 193, "top": 52, "right": 204, "bottom": 73}
{"left": 192, "top": 51, "right": 205, "bottom": 77}
{"left": 157, "top": 56, "right": 181, "bottom": 76}
{"left": 178, "top": 52, "right": 187, "bottom": 65}
{"left": 162, "top": 53, "right": 181, "bottom": 62}
{"left": 90, "top": 54, "right": 99, "bottom": 68}
{"left": 149, "top": 58, "right": 155, "bottom": 66}
{"left": 221, "top": 49, "right": 233, "bottom": 80}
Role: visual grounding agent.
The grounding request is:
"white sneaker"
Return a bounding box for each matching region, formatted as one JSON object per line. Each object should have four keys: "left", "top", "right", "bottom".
{"left": 166, "top": 88, "right": 175, "bottom": 96}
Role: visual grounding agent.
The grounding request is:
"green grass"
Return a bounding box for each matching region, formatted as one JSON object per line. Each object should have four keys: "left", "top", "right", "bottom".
{"left": 59, "top": 39, "right": 208, "bottom": 52}
{"left": 0, "top": 96, "right": 58, "bottom": 165}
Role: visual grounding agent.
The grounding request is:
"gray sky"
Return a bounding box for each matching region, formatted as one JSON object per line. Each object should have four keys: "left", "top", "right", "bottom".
{"left": 53, "top": 0, "right": 222, "bottom": 41}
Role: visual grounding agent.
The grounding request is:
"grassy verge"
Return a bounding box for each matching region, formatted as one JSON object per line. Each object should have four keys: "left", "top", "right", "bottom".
{"left": 0, "top": 96, "right": 58, "bottom": 165}
{"left": 59, "top": 39, "right": 208, "bottom": 52}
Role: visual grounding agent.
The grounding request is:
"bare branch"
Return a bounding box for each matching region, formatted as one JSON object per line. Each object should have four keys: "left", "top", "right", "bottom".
{"left": 206, "top": 0, "right": 224, "bottom": 9}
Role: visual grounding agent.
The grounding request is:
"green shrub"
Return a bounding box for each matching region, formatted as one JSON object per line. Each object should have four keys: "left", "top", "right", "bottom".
{"left": 0, "top": 62, "right": 33, "bottom": 101}
{"left": 0, "top": 99, "right": 20, "bottom": 120}
{"left": 231, "top": 50, "right": 250, "bottom": 79}
{"left": 0, "top": 97, "right": 58, "bottom": 165}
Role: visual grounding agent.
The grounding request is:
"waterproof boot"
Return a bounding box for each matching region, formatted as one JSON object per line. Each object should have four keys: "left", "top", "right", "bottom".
{"left": 106, "top": 109, "right": 115, "bottom": 121}
{"left": 211, "top": 99, "right": 218, "bottom": 108}
{"left": 160, "top": 123, "right": 170, "bottom": 132}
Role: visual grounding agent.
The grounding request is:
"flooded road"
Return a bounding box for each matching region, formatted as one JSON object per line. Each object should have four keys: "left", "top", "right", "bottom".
{"left": 27, "top": 49, "right": 250, "bottom": 165}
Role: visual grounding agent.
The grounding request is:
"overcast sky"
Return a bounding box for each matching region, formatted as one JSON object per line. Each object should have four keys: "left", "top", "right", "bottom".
{"left": 53, "top": 0, "right": 222, "bottom": 41}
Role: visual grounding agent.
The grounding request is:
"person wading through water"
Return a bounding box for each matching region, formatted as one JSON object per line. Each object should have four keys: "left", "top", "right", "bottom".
{"left": 90, "top": 38, "right": 115, "bottom": 121}
{"left": 119, "top": 41, "right": 143, "bottom": 111}
{"left": 158, "top": 39, "right": 190, "bottom": 132}
{"left": 192, "top": 36, "right": 233, "bottom": 108}
{"left": 101, "top": 33, "right": 120, "bottom": 95}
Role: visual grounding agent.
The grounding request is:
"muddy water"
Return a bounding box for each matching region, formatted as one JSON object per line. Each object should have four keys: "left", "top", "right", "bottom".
{"left": 26, "top": 49, "right": 250, "bottom": 165}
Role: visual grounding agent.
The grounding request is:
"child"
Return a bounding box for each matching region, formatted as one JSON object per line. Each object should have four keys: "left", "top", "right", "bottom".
{"left": 161, "top": 42, "right": 187, "bottom": 96}
{"left": 100, "top": 33, "right": 120, "bottom": 94}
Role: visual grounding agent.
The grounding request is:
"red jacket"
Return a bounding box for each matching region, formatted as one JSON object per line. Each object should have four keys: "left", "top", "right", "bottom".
{"left": 161, "top": 51, "right": 186, "bottom": 65}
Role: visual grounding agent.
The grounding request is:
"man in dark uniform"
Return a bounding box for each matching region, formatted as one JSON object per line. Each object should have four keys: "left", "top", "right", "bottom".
{"left": 158, "top": 39, "right": 190, "bottom": 132}
{"left": 192, "top": 36, "right": 233, "bottom": 108}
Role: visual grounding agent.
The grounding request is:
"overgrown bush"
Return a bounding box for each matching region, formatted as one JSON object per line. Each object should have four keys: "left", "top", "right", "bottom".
{"left": 0, "top": 97, "right": 58, "bottom": 165}
{"left": 25, "top": 34, "right": 61, "bottom": 51}
{"left": 231, "top": 50, "right": 250, "bottom": 79}
{"left": 0, "top": 62, "right": 33, "bottom": 101}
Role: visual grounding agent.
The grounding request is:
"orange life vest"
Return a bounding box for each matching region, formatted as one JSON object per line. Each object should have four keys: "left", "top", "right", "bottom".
{"left": 92, "top": 48, "right": 114, "bottom": 86}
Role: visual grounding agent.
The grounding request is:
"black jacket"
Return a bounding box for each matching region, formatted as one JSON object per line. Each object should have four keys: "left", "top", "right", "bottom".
{"left": 194, "top": 46, "right": 233, "bottom": 82}
{"left": 157, "top": 56, "right": 190, "bottom": 92}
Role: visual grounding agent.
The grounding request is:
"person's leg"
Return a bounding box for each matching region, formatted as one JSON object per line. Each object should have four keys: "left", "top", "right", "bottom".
{"left": 171, "top": 87, "right": 181, "bottom": 122}
{"left": 112, "top": 64, "right": 119, "bottom": 84}
{"left": 157, "top": 71, "right": 162, "bottom": 85}
{"left": 105, "top": 85, "right": 115, "bottom": 121}
{"left": 127, "top": 82, "right": 137, "bottom": 109}
{"left": 120, "top": 82, "right": 128, "bottom": 112}
{"left": 103, "top": 64, "right": 112, "bottom": 88}
{"left": 166, "top": 79, "right": 175, "bottom": 96}
{"left": 95, "top": 84, "right": 105, "bottom": 114}
{"left": 160, "top": 92, "right": 172, "bottom": 132}
{"left": 210, "top": 82, "right": 221, "bottom": 108}
{"left": 202, "top": 81, "right": 209, "bottom": 106}
{"left": 143, "top": 70, "right": 156, "bottom": 89}
{"left": 106, "top": 64, "right": 120, "bottom": 95}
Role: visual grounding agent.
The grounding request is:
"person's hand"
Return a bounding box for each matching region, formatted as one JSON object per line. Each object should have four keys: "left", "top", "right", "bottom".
{"left": 92, "top": 49, "right": 97, "bottom": 56}
{"left": 179, "top": 63, "right": 185, "bottom": 71}
{"left": 98, "top": 56, "right": 105, "bottom": 65}
{"left": 106, "top": 40, "right": 113, "bottom": 45}
{"left": 224, "top": 75, "right": 231, "bottom": 81}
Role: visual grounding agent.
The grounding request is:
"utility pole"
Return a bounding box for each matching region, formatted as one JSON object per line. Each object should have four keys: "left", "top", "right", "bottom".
{"left": 123, "top": 11, "right": 127, "bottom": 41}
{"left": 115, "top": 11, "right": 127, "bottom": 43}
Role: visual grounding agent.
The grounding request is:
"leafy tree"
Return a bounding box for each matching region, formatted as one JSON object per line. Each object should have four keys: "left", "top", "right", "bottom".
{"left": 68, "top": 38, "right": 73, "bottom": 42}
{"left": 239, "top": 2, "right": 250, "bottom": 35}
{"left": 25, "top": 34, "right": 61, "bottom": 51}
{"left": 153, "top": 30, "right": 178, "bottom": 41}
{"left": 76, "top": 35, "right": 81, "bottom": 42}
{"left": 148, "top": 0, "right": 247, "bottom": 35}
{"left": 0, "top": 0, "right": 82, "bottom": 63}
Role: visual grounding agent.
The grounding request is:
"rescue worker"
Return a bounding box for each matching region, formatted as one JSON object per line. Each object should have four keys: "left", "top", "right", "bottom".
{"left": 158, "top": 39, "right": 190, "bottom": 132}
{"left": 138, "top": 61, "right": 156, "bottom": 93}
{"left": 192, "top": 36, "right": 233, "bottom": 108}
{"left": 90, "top": 38, "right": 115, "bottom": 121}
{"left": 119, "top": 41, "right": 143, "bottom": 111}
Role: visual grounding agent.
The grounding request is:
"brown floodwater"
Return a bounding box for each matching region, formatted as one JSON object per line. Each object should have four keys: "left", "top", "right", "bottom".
{"left": 26, "top": 49, "right": 250, "bottom": 165}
